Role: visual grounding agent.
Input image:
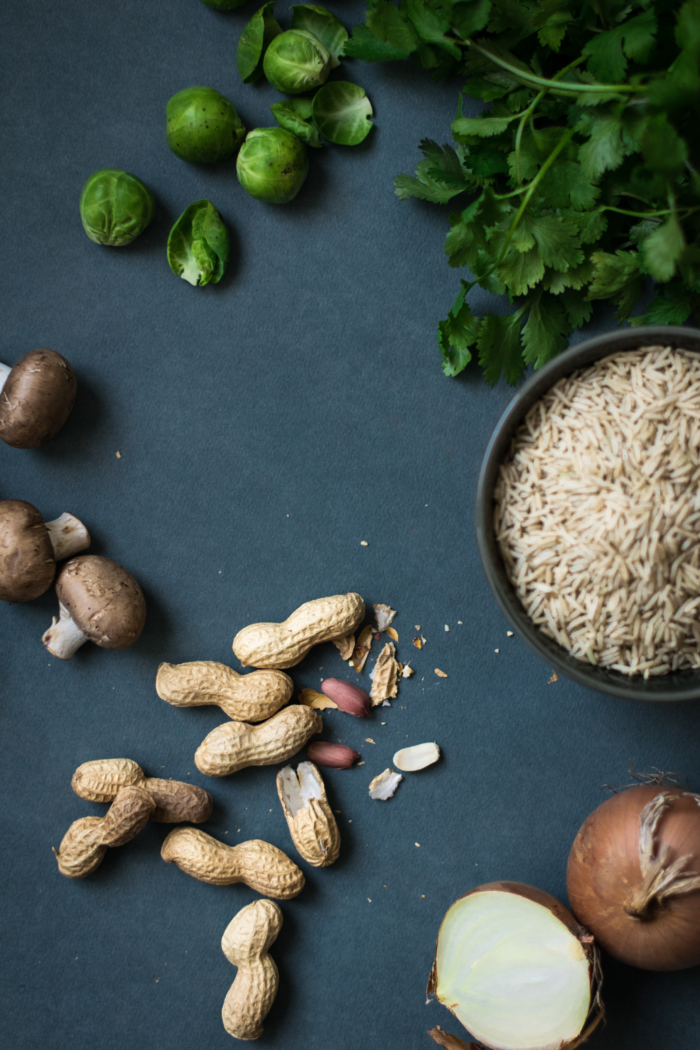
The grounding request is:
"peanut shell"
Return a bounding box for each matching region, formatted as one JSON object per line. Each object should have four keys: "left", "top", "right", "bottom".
{"left": 156, "top": 661, "right": 293, "bottom": 722}
{"left": 195, "top": 705, "right": 322, "bottom": 778}
{"left": 71, "top": 757, "right": 213, "bottom": 823}
{"left": 221, "top": 899, "right": 283, "bottom": 1040}
{"left": 54, "top": 785, "right": 155, "bottom": 878}
{"left": 232, "top": 592, "right": 365, "bottom": 669}
{"left": 161, "top": 828, "right": 305, "bottom": 899}
{"left": 277, "top": 761, "right": 340, "bottom": 867}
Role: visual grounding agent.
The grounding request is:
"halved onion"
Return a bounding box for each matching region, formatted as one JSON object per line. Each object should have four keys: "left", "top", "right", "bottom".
{"left": 428, "top": 882, "right": 603, "bottom": 1050}
{"left": 567, "top": 785, "right": 700, "bottom": 970}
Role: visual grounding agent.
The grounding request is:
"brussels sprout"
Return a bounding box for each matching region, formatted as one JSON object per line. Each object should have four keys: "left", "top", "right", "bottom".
{"left": 263, "top": 29, "right": 331, "bottom": 94}
{"left": 167, "top": 200, "right": 230, "bottom": 287}
{"left": 236, "top": 128, "right": 309, "bottom": 204}
{"left": 79, "top": 168, "right": 155, "bottom": 247}
{"left": 199, "top": 0, "right": 249, "bottom": 8}
{"left": 166, "top": 87, "right": 246, "bottom": 163}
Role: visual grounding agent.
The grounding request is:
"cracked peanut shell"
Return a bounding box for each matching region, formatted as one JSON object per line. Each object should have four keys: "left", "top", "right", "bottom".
{"left": 277, "top": 761, "right": 340, "bottom": 867}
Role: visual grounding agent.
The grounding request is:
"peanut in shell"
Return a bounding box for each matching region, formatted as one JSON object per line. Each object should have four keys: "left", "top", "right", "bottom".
{"left": 71, "top": 757, "right": 213, "bottom": 823}
{"left": 195, "top": 705, "right": 322, "bottom": 777}
{"left": 232, "top": 592, "right": 365, "bottom": 669}
{"left": 161, "top": 827, "right": 305, "bottom": 899}
{"left": 53, "top": 785, "right": 155, "bottom": 878}
{"left": 221, "top": 899, "right": 283, "bottom": 1040}
{"left": 156, "top": 660, "right": 293, "bottom": 722}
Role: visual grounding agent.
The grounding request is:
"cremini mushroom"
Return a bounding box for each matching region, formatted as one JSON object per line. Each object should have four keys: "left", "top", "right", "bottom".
{"left": 42, "top": 555, "right": 146, "bottom": 660}
{"left": 0, "top": 500, "right": 90, "bottom": 602}
{"left": 0, "top": 348, "right": 77, "bottom": 448}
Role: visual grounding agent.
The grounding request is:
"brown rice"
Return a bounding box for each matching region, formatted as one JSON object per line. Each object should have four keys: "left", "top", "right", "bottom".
{"left": 494, "top": 345, "right": 700, "bottom": 678}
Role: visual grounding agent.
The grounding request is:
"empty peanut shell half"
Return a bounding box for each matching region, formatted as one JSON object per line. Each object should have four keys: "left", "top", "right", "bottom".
{"left": 369, "top": 769, "right": 403, "bottom": 800}
{"left": 277, "top": 761, "right": 340, "bottom": 867}
{"left": 393, "top": 742, "right": 441, "bottom": 772}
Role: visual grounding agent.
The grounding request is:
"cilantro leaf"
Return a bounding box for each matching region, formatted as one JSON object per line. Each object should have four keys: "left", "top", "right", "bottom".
{"left": 405, "top": 0, "right": 461, "bottom": 59}
{"left": 344, "top": 0, "right": 419, "bottom": 60}
{"left": 641, "top": 212, "right": 686, "bottom": 282}
{"left": 438, "top": 281, "right": 481, "bottom": 375}
{"left": 560, "top": 286, "right": 594, "bottom": 328}
{"left": 576, "top": 109, "right": 639, "bottom": 179}
{"left": 587, "top": 249, "right": 642, "bottom": 319}
{"left": 395, "top": 140, "right": 476, "bottom": 202}
{"left": 583, "top": 9, "right": 657, "bottom": 84}
{"left": 640, "top": 113, "right": 689, "bottom": 178}
{"left": 522, "top": 292, "right": 571, "bottom": 369}
{"left": 630, "top": 280, "right": 697, "bottom": 325}
{"left": 452, "top": 114, "right": 519, "bottom": 138}
{"left": 452, "top": 0, "right": 493, "bottom": 39}
{"left": 477, "top": 311, "right": 526, "bottom": 387}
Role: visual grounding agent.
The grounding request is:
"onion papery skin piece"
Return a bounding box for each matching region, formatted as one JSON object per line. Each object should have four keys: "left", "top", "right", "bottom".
{"left": 567, "top": 785, "right": 700, "bottom": 971}
{"left": 427, "top": 881, "right": 603, "bottom": 1050}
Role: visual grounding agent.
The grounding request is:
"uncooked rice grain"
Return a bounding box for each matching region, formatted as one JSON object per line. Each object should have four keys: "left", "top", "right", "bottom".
{"left": 494, "top": 346, "right": 700, "bottom": 678}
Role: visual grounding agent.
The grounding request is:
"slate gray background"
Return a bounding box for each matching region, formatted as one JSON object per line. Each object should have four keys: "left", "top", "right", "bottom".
{"left": 1, "top": 1, "right": 699, "bottom": 1047}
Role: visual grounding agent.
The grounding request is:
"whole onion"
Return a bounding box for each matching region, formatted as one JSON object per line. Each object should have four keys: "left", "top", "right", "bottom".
{"left": 428, "top": 881, "right": 603, "bottom": 1050}
{"left": 567, "top": 785, "right": 700, "bottom": 970}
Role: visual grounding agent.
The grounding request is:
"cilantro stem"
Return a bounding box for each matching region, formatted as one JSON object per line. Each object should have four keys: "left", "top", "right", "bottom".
{"left": 457, "top": 38, "right": 643, "bottom": 95}
{"left": 602, "top": 205, "right": 700, "bottom": 218}
{"left": 513, "top": 56, "right": 587, "bottom": 184}
{"left": 497, "top": 129, "right": 576, "bottom": 261}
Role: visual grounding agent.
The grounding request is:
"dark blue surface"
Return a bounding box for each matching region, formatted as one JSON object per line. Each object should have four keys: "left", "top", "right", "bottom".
{"left": 1, "top": 2, "right": 699, "bottom": 1048}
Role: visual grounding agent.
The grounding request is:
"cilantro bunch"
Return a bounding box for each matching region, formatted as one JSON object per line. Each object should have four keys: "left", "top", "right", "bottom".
{"left": 344, "top": 0, "right": 700, "bottom": 384}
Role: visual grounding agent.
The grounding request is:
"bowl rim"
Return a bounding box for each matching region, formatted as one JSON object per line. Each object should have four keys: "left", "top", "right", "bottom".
{"left": 476, "top": 324, "right": 700, "bottom": 702}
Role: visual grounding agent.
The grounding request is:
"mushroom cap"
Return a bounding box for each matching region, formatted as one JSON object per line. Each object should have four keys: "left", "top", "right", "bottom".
{"left": 55, "top": 555, "right": 146, "bottom": 649}
{"left": 0, "top": 348, "right": 77, "bottom": 448}
{"left": 0, "top": 499, "right": 55, "bottom": 602}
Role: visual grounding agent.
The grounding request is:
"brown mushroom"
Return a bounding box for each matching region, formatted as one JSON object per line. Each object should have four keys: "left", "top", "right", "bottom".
{"left": 0, "top": 500, "right": 91, "bottom": 602}
{"left": 42, "top": 555, "right": 146, "bottom": 660}
{"left": 0, "top": 348, "right": 77, "bottom": 448}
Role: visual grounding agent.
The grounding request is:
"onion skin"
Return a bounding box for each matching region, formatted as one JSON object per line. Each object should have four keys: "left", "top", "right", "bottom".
{"left": 428, "top": 881, "right": 603, "bottom": 1050}
{"left": 567, "top": 786, "right": 700, "bottom": 971}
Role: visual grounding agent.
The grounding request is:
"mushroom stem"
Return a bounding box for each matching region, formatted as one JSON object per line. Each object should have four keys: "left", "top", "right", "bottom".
{"left": 0, "top": 363, "right": 11, "bottom": 394}
{"left": 42, "top": 602, "right": 88, "bottom": 660}
{"left": 44, "top": 513, "right": 91, "bottom": 561}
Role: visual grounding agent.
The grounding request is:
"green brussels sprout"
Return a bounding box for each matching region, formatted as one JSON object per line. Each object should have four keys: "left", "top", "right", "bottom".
{"left": 167, "top": 200, "right": 230, "bottom": 287}
{"left": 236, "top": 127, "right": 309, "bottom": 204}
{"left": 199, "top": 0, "right": 249, "bottom": 8}
{"left": 166, "top": 86, "right": 246, "bottom": 163}
{"left": 262, "top": 29, "right": 331, "bottom": 95}
{"left": 79, "top": 168, "right": 155, "bottom": 247}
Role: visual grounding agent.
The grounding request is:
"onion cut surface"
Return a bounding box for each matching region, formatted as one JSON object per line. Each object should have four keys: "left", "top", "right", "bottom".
{"left": 429, "top": 883, "right": 601, "bottom": 1050}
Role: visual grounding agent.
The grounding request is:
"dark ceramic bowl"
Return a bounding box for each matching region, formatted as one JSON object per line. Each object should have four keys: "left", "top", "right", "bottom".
{"left": 476, "top": 325, "right": 700, "bottom": 702}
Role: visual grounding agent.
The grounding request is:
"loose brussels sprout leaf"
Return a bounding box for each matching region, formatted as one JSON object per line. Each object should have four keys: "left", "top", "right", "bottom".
{"left": 167, "top": 200, "right": 230, "bottom": 287}
{"left": 237, "top": 3, "right": 282, "bottom": 84}
{"left": 200, "top": 0, "right": 250, "bottom": 8}
{"left": 263, "top": 29, "right": 331, "bottom": 94}
{"left": 80, "top": 168, "right": 155, "bottom": 247}
{"left": 237, "top": 127, "right": 309, "bottom": 203}
{"left": 290, "top": 5, "right": 348, "bottom": 68}
{"left": 312, "top": 82, "right": 373, "bottom": 146}
{"left": 271, "top": 98, "right": 323, "bottom": 148}
{"left": 166, "top": 86, "right": 245, "bottom": 163}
